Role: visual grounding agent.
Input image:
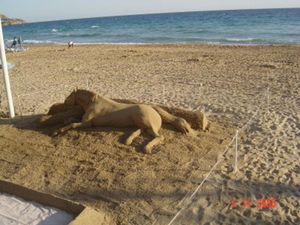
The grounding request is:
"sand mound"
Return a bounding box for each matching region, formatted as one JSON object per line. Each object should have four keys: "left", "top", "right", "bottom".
{"left": 1, "top": 44, "right": 299, "bottom": 224}
{"left": 0, "top": 107, "right": 234, "bottom": 224}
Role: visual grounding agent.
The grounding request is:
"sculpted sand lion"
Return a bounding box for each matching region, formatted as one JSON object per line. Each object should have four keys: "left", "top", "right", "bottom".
{"left": 53, "top": 89, "right": 195, "bottom": 154}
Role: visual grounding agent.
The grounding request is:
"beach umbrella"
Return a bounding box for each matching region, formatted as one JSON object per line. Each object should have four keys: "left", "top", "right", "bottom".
{"left": 0, "top": 17, "right": 15, "bottom": 118}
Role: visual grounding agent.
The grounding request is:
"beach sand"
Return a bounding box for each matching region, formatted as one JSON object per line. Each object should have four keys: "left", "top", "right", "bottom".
{"left": 0, "top": 44, "right": 299, "bottom": 224}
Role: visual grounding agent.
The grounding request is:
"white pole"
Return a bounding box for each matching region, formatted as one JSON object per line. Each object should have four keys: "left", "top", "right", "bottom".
{"left": 267, "top": 87, "right": 270, "bottom": 116}
{"left": 163, "top": 84, "right": 166, "bottom": 105}
{"left": 234, "top": 129, "right": 239, "bottom": 172}
{"left": 0, "top": 17, "right": 15, "bottom": 118}
{"left": 86, "top": 79, "right": 89, "bottom": 90}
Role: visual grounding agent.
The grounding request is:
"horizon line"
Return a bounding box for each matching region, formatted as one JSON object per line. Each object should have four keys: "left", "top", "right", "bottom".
{"left": 26, "top": 7, "right": 300, "bottom": 23}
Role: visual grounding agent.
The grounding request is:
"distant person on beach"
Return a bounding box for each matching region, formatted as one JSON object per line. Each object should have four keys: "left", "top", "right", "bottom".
{"left": 10, "top": 37, "right": 18, "bottom": 48}
{"left": 17, "top": 36, "right": 23, "bottom": 48}
{"left": 68, "top": 42, "right": 74, "bottom": 48}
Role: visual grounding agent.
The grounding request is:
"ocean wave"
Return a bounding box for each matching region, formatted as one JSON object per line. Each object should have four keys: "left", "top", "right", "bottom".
{"left": 23, "top": 40, "right": 56, "bottom": 44}
{"left": 226, "top": 38, "right": 254, "bottom": 42}
{"left": 223, "top": 37, "right": 271, "bottom": 45}
{"left": 3, "top": 9, "right": 299, "bottom": 46}
{"left": 56, "top": 33, "right": 100, "bottom": 38}
{"left": 74, "top": 42, "right": 147, "bottom": 45}
{"left": 55, "top": 33, "right": 71, "bottom": 36}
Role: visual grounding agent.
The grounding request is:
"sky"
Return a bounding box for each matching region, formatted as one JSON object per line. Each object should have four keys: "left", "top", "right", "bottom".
{"left": 1, "top": 0, "right": 300, "bottom": 22}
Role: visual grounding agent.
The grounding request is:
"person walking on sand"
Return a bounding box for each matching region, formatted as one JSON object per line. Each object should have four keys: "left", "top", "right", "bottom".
{"left": 11, "top": 37, "right": 18, "bottom": 48}
{"left": 17, "top": 36, "right": 23, "bottom": 48}
{"left": 68, "top": 42, "right": 74, "bottom": 48}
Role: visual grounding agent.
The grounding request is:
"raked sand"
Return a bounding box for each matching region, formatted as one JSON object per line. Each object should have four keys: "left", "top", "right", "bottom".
{"left": 0, "top": 44, "right": 299, "bottom": 224}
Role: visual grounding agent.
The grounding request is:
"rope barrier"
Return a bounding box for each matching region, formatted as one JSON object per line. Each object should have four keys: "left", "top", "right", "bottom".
{"left": 235, "top": 129, "right": 239, "bottom": 172}
{"left": 239, "top": 89, "right": 268, "bottom": 132}
{"left": 13, "top": 79, "right": 89, "bottom": 116}
{"left": 167, "top": 88, "right": 270, "bottom": 225}
{"left": 0, "top": 77, "right": 266, "bottom": 115}
{"left": 16, "top": 95, "right": 23, "bottom": 119}
{"left": 162, "top": 84, "right": 166, "bottom": 105}
{"left": 1, "top": 77, "right": 271, "bottom": 224}
{"left": 167, "top": 133, "right": 237, "bottom": 225}
{"left": 17, "top": 79, "right": 88, "bottom": 97}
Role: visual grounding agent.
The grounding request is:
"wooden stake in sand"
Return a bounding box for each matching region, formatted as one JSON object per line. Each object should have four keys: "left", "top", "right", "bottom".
{"left": 267, "top": 87, "right": 270, "bottom": 116}
{"left": 234, "top": 129, "right": 239, "bottom": 172}
{"left": 162, "top": 84, "right": 166, "bottom": 105}
{"left": 0, "top": 17, "right": 15, "bottom": 118}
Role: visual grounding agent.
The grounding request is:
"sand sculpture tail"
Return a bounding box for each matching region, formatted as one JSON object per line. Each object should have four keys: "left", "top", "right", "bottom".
{"left": 151, "top": 105, "right": 194, "bottom": 135}
{"left": 113, "top": 98, "right": 209, "bottom": 134}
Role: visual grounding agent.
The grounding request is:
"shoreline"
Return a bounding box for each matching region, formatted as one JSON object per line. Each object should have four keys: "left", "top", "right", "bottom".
{"left": 21, "top": 42, "right": 300, "bottom": 47}
{"left": 4, "top": 8, "right": 300, "bottom": 47}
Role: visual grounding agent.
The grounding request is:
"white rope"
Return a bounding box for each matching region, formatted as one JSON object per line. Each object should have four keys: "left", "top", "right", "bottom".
{"left": 16, "top": 95, "right": 23, "bottom": 118}
{"left": 86, "top": 79, "right": 90, "bottom": 90}
{"left": 18, "top": 79, "right": 88, "bottom": 97}
{"left": 162, "top": 84, "right": 166, "bottom": 105}
{"left": 267, "top": 87, "right": 270, "bottom": 116}
{"left": 239, "top": 89, "right": 268, "bottom": 132}
{"left": 9, "top": 79, "right": 88, "bottom": 116}
{"left": 168, "top": 88, "right": 269, "bottom": 225}
{"left": 2, "top": 77, "right": 271, "bottom": 224}
{"left": 167, "top": 133, "right": 237, "bottom": 225}
{"left": 234, "top": 129, "right": 239, "bottom": 172}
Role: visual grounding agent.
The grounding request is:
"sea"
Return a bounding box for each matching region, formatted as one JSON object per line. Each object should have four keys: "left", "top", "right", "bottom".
{"left": 2, "top": 8, "right": 300, "bottom": 45}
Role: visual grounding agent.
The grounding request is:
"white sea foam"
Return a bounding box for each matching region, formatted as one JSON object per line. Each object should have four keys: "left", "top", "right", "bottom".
{"left": 226, "top": 38, "right": 254, "bottom": 42}
{"left": 24, "top": 40, "right": 56, "bottom": 44}
{"left": 3, "top": 9, "right": 299, "bottom": 46}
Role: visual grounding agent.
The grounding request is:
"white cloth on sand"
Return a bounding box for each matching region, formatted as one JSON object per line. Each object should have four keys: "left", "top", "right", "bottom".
{"left": 0, "top": 192, "right": 74, "bottom": 225}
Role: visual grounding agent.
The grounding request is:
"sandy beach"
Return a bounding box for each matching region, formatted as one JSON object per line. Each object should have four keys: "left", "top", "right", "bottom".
{"left": 0, "top": 44, "right": 299, "bottom": 224}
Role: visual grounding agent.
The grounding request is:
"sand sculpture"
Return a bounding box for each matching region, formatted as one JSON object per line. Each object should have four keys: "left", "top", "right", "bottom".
{"left": 40, "top": 89, "right": 209, "bottom": 153}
